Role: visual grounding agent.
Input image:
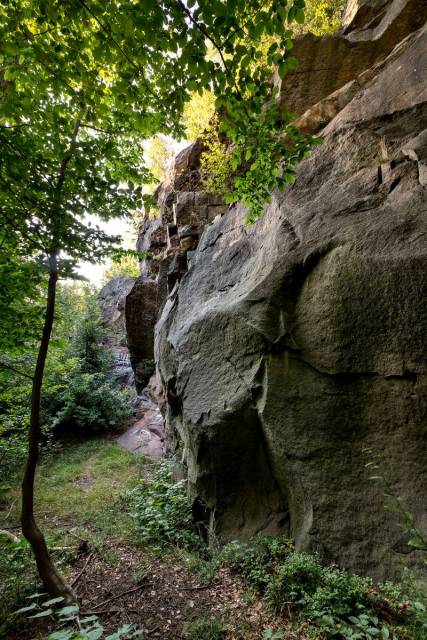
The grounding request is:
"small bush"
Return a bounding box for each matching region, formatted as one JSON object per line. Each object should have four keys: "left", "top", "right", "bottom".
{"left": 125, "top": 462, "right": 201, "bottom": 550}
{"left": 266, "top": 552, "right": 325, "bottom": 610}
{"left": 221, "top": 535, "right": 293, "bottom": 591}
{"left": 184, "top": 615, "right": 225, "bottom": 640}
{"left": 48, "top": 371, "right": 132, "bottom": 435}
{"left": 221, "top": 537, "right": 427, "bottom": 640}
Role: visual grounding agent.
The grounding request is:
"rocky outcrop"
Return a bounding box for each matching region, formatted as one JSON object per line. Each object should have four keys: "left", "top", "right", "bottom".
{"left": 275, "top": 0, "right": 425, "bottom": 118}
{"left": 155, "top": 2, "right": 427, "bottom": 580}
{"left": 125, "top": 277, "right": 159, "bottom": 392}
{"left": 125, "top": 141, "right": 228, "bottom": 390}
{"left": 98, "top": 276, "right": 135, "bottom": 385}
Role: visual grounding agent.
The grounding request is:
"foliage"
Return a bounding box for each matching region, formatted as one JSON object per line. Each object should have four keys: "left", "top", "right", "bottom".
{"left": 124, "top": 462, "right": 200, "bottom": 551}
{"left": 46, "top": 372, "right": 132, "bottom": 436}
{"left": 221, "top": 535, "right": 294, "bottom": 591}
{"left": 0, "top": 0, "right": 319, "bottom": 260}
{"left": 42, "top": 292, "right": 132, "bottom": 435}
{"left": 184, "top": 615, "right": 225, "bottom": 640}
{"left": 0, "top": 285, "right": 130, "bottom": 484}
{"left": 363, "top": 449, "right": 427, "bottom": 565}
{"left": 15, "top": 593, "right": 142, "bottom": 640}
{"left": 0, "top": 534, "right": 39, "bottom": 634}
{"left": 200, "top": 115, "right": 233, "bottom": 195}
{"left": 0, "top": 237, "right": 45, "bottom": 354}
{"left": 68, "top": 294, "right": 109, "bottom": 373}
{"left": 144, "top": 135, "right": 176, "bottom": 184}
{"left": 220, "top": 537, "right": 427, "bottom": 640}
{"left": 294, "top": 0, "right": 344, "bottom": 35}
{"left": 183, "top": 89, "right": 216, "bottom": 141}
{"left": 102, "top": 255, "right": 140, "bottom": 283}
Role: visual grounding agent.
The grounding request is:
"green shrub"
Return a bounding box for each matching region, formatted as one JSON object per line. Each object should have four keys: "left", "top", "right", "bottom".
{"left": 125, "top": 462, "right": 201, "bottom": 550}
{"left": 221, "top": 535, "right": 293, "bottom": 591}
{"left": 302, "top": 567, "right": 372, "bottom": 618}
{"left": 0, "top": 536, "right": 38, "bottom": 637}
{"left": 47, "top": 371, "right": 132, "bottom": 436}
{"left": 184, "top": 615, "right": 225, "bottom": 640}
{"left": 221, "top": 537, "right": 427, "bottom": 640}
{"left": 266, "top": 551, "right": 325, "bottom": 610}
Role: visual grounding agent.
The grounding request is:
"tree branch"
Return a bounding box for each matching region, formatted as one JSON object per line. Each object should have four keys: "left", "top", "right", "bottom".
{"left": 0, "top": 361, "right": 33, "bottom": 380}
{"left": 75, "top": 0, "right": 158, "bottom": 100}
{"left": 175, "top": 0, "right": 230, "bottom": 73}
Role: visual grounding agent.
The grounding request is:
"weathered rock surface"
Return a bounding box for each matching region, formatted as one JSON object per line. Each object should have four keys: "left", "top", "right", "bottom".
{"left": 98, "top": 276, "right": 136, "bottom": 386}
{"left": 125, "top": 142, "right": 227, "bottom": 389}
{"left": 125, "top": 277, "right": 159, "bottom": 392}
{"left": 117, "top": 392, "right": 165, "bottom": 458}
{"left": 155, "top": 4, "right": 427, "bottom": 579}
{"left": 275, "top": 0, "right": 425, "bottom": 118}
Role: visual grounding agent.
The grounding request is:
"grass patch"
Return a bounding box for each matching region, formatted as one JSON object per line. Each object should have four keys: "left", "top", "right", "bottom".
{"left": 0, "top": 438, "right": 146, "bottom": 635}
{"left": 2, "top": 439, "right": 144, "bottom": 534}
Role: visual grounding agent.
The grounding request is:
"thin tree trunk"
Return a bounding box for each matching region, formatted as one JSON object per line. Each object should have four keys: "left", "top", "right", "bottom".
{"left": 21, "top": 253, "right": 75, "bottom": 602}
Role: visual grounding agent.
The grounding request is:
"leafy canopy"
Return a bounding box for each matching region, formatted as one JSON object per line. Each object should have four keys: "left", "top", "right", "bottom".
{"left": 0, "top": 0, "right": 318, "bottom": 363}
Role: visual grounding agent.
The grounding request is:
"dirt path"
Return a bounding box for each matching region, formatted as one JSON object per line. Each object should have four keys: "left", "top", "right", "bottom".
{"left": 65, "top": 540, "right": 290, "bottom": 640}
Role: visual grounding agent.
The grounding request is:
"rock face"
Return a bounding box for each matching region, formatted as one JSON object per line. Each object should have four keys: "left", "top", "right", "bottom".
{"left": 126, "top": 141, "right": 228, "bottom": 391}
{"left": 98, "top": 276, "right": 136, "bottom": 386}
{"left": 125, "top": 277, "right": 159, "bottom": 392}
{"left": 155, "top": 2, "right": 427, "bottom": 579}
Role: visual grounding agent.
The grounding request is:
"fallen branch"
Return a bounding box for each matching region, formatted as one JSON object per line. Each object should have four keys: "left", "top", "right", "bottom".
{"left": 145, "top": 625, "right": 161, "bottom": 635}
{"left": 72, "top": 550, "right": 95, "bottom": 588}
{"left": 180, "top": 582, "right": 216, "bottom": 591}
{"left": 4, "top": 499, "right": 16, "bottom": 520}
{"left": 90, "top": 582, "right": 148, "bottom": 610}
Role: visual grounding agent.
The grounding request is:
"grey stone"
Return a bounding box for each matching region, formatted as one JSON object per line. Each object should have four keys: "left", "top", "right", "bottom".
{"left": 125, "top": 277, "right": 159, "bottom": 392}
{"left": 155, "top": 14, "right": 427, "bottom": 580}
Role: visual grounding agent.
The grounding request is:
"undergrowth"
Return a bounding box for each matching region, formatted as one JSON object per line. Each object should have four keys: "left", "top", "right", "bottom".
{"left": 121, "top": 461, "right": 427, "bottom": 639}
{"left": 184, "top": 615, "right": 226, "bottom": 640}
{"left": 123, "top": 462, "right": 202, "bottom": 552}
{"left": 220, "top": 538, "right": 427, "bottom": 640}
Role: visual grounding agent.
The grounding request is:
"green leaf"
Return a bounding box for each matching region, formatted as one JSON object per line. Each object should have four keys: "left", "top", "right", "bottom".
{"left": 278, "top": 63, "right": 287, "bottom": 79}
{"left": 14, "top": 603, "right": 37, "bottom": 615}
{"left": 29, "top": 608, "right": 53, "bottom": 618}
{"left": 42, "top": 597, "right": 65, "bottom": 607}
{"left": 58, "top": 604, "right": 79, "bottom": 617}
{"left": 295, "top": 8, "right": 305, "bottom": 24}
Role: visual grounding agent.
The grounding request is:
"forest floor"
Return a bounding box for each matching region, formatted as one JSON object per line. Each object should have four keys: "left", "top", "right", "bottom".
{"left": 0, "top": 438, "right": 299, "bottom": 640}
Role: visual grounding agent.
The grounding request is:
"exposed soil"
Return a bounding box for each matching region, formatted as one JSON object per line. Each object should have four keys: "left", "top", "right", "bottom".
{"left": 12, "top": 537, "right": 297, "bottom": 640}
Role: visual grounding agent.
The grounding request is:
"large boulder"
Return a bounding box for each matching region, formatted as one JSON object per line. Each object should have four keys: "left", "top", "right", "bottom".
{"left": 155, "top": 19, "right": 427, "bottom": 579}
{"left": 126, "top": 277, "right": 160, "bottom": 392}
{"left": 98, "top": 275, "right": 135, "bottom": 345}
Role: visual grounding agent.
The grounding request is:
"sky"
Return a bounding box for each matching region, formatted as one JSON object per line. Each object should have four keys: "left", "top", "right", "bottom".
{"left": 76, "top": 215, "right": 134, "bottom": 286}
{"left": 76, "top": 136, "right": 187, "bottom": 286}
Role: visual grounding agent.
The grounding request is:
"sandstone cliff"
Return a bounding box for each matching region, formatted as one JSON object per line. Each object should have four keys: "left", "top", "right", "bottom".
{"left": 126, "top": 0, "right": 426, "bottom": 579}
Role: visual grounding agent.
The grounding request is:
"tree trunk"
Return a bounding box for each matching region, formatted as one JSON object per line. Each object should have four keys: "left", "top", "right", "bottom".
{"left": 21, "top": 253, "right": 76, "bottom": 602}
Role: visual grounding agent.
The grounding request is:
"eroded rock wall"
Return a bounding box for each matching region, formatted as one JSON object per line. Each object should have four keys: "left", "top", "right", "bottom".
{"left": 98, "top": 275, "right": 135, "bottom": 386}
{"left": 155, "top": 2, "right": 427, "bottom": 579}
